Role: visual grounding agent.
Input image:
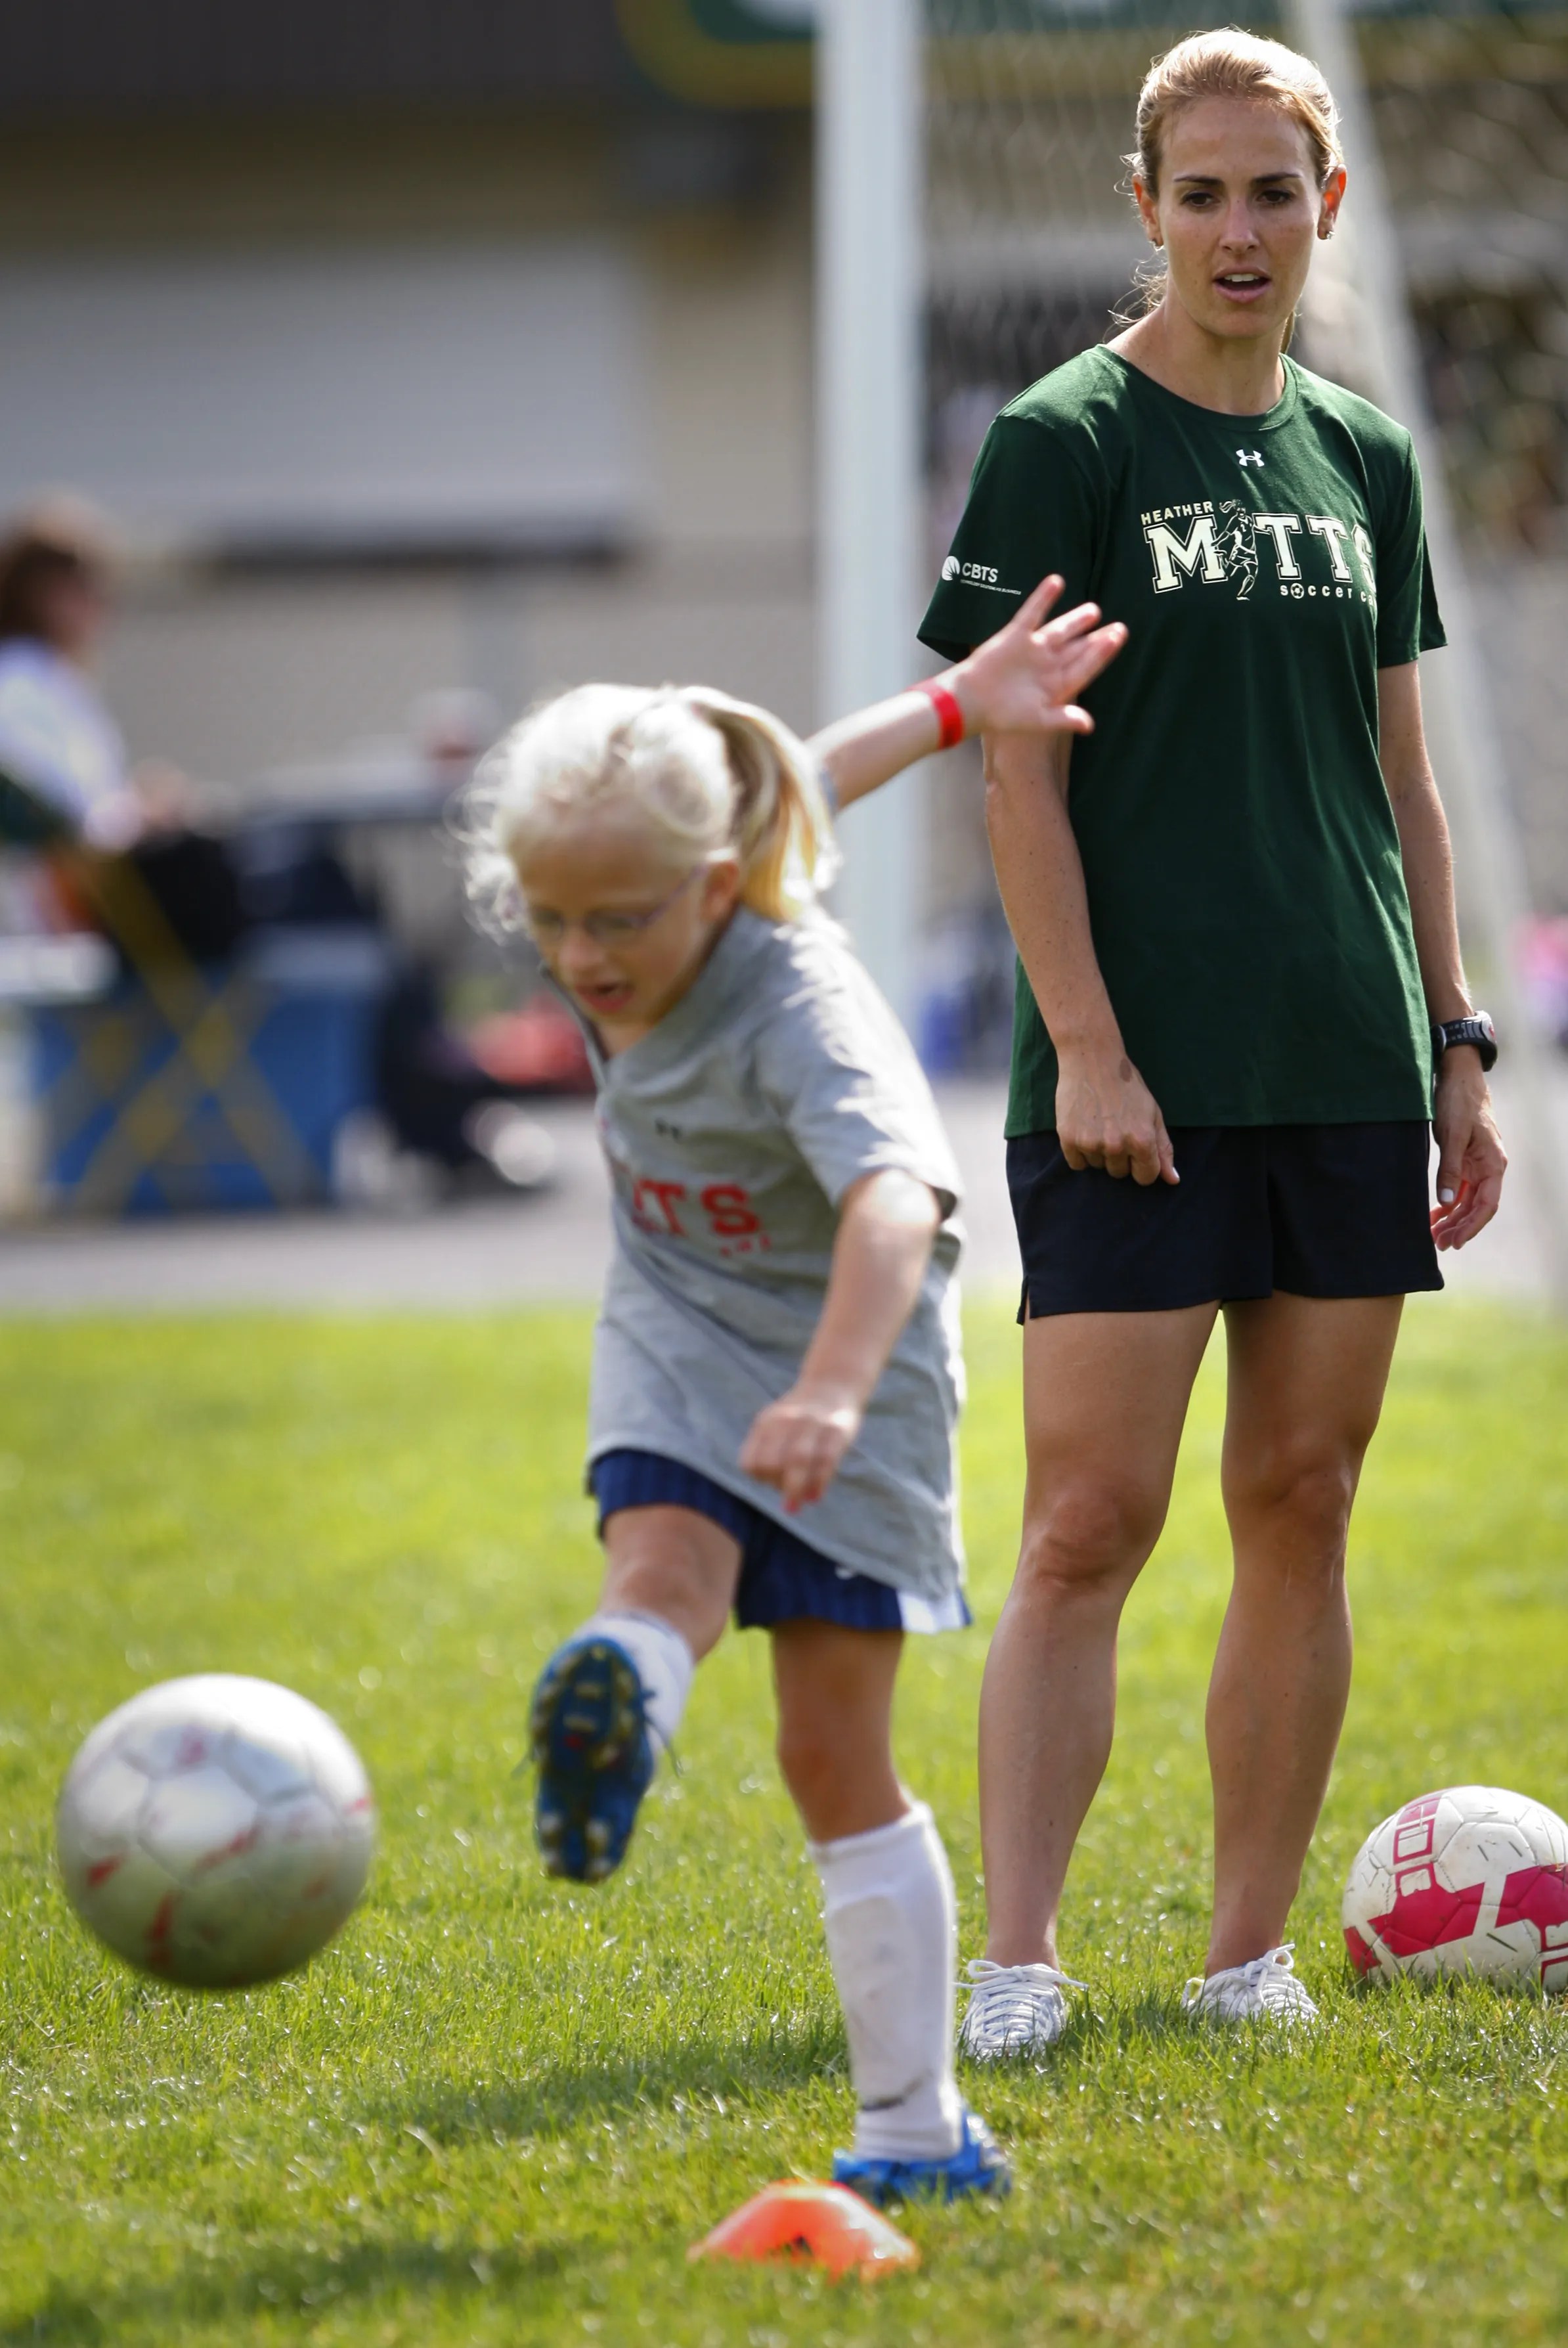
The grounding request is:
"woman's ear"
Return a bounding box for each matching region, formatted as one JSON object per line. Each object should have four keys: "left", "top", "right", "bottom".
{"left": 1317, "top": 164, "right": 1347, "bottom": 240}
{"left": 1132, "top": 173, "right": 1163, "bottom": 248}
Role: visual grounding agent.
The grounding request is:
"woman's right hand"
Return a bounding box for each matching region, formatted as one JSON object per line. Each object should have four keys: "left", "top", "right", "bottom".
{"left": 1055, "top": 1046, "right": 1179, "bottom": 1185}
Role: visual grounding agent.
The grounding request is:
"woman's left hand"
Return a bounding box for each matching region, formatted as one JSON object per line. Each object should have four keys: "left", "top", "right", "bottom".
{"left": 740, "top": 1384, "right": 863, "bottom": 1513}
{"left": 1430, "top": 1052, "right": 1507, "bottom": 1249}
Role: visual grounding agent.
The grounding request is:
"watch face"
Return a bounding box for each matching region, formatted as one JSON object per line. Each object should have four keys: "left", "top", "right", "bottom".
{"left": 1433, "top": 1015, "right": 1496, "bottom": 1066}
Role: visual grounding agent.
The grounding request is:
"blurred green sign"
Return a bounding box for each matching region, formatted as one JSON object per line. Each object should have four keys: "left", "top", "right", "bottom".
{"left": 616, "top": 0, "right": 813, "bottom": 104}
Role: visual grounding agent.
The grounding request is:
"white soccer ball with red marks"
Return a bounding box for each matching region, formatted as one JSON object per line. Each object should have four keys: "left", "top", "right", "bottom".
{"left": 1343, "top": 1784, "right": 1568, "bottom": 1992}
{"left": 56, "top": 1675, "right": 376, "bottom": 1989}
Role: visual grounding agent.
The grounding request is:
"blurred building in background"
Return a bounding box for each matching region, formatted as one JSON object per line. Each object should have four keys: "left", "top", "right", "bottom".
{"left": 0, "top": 0, "right": 1563, "bottom": 1065}
{"left": 0, "top": 0, "right": 817, "bottom": 794}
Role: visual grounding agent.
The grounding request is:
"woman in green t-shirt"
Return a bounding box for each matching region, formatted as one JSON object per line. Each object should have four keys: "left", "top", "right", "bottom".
{"left": 918, "top": 28, "right": 1507, "bottom": 2046}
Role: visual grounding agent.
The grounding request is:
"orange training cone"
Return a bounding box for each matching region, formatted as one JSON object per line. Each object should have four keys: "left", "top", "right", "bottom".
{"left": 689, "top": 2180, "right": 921, "bottom": 2279}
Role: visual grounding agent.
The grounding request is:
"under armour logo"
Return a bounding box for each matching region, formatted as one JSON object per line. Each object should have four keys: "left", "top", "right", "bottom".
{"left": 1236, "top": 448, "right": 1265, "bottom": 468}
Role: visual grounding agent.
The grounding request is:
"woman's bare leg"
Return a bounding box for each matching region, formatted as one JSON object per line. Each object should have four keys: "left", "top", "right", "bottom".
{"left": 1204, "top": 1291, "right": 1404, "bottom": 1974}
{"left": 980, "top": 1304, "right": 1217, "bottom": 1967}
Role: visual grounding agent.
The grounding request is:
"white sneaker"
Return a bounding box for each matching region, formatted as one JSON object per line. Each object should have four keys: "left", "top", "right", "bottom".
{"left": 959, "top": 1957, "right": 1083, "bottom": 2060}
{"left": 1181, "top": 1943, "right": 1318, "bottom": 2027}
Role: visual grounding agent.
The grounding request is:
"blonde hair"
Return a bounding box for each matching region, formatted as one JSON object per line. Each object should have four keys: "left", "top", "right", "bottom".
{"left": 1121, "top": 29, "right": 1343, "bottom": 317}
{"left": 464, "top": 681, "right": 839, "bottom": 933}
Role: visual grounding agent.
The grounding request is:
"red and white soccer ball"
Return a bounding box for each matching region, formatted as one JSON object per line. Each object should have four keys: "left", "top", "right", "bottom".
{"left": 1343, "top": 1784, "right": 1568, "bottom": 1992}
{"left": 56, "top": 1674, "right": 376, "bottom": 1989}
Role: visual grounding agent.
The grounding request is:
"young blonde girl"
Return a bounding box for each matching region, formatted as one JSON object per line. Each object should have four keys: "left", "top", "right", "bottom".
{"left": 466, "top": 577, "right": 1123, "bottom": 2202}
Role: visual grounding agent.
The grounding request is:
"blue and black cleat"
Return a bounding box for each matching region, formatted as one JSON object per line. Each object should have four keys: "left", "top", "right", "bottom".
{"left": 529, "top": 1636, "right": 655, "bottom": 1883}
{"left": 833, "top": 2106, "right": 1012, "bottom": 2206}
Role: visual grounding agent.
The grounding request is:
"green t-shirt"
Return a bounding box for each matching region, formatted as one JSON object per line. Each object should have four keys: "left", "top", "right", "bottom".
{"left": 919, "top": 347, "right": 1445, "bottom": 1136}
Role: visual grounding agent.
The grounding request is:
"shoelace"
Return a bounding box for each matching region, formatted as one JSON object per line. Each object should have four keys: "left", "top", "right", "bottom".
{"left": 1183, "top": 1942, "right": 1312, "bottom": 2012}
{"left": 963, "top": 1957, "right": 1086, "bottom": 2026}
{"left": 1245, "top": 1945, "right": 1316, "bottom": 2012}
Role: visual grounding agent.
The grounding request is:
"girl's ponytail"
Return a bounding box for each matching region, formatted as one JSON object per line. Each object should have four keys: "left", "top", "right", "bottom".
{"left": 678, "top": 688, "right": 840, "bottom": 921}
{"left": 462, "top": 678, "right": 838, "bottom": 930}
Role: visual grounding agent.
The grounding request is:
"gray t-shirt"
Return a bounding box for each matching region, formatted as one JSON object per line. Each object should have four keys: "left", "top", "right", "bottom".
{"left": 585, "top": 907, "right": 965, "bottom": 1600}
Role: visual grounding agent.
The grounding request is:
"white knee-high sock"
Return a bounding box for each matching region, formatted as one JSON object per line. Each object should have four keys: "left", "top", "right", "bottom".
{"left": 810, "top": 1802, "right": 964, "bottom": 2162}
{"left": 576, "top": 1610, "right": 694, "bottom": 1755}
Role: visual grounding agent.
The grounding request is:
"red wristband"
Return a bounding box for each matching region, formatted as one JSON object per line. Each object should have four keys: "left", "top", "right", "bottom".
{"left": 916, "top": 676, "right": 966, "bottom": 750}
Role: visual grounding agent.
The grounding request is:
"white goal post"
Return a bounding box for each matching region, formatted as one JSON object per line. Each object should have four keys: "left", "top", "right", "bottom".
{"left": 814, "top": 0, "right": 926, "bottom": 1030}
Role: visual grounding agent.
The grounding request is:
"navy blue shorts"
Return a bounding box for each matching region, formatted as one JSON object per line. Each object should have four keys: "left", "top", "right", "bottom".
{"left": 589, "top": 1450, "right": 970, "bottom": 1633}
{"left": 1009, "top": 1122, "right": 1442, "bottom": 1318}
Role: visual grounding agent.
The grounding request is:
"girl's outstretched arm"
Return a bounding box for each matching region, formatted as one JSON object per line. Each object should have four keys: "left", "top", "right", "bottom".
{"left": 738, "top": 1167, "right": 940, "bottom": 1515}
{"left": 809, "top": 574, "right": 1127, "bottom": 814}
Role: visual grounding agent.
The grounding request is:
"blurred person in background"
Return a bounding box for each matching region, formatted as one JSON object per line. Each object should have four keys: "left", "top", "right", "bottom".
{"left": 0, "top": 497, "right": 246, "bottom": 963}
{"left": 0, "top": 498, "right": 555, "bottom": 1196}
{"left": 0, "top": 499, "right": 144, "bottom": 858}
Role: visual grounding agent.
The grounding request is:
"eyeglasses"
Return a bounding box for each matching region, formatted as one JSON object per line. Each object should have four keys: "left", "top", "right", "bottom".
{"left": 522, "top": 864, "right": 705, "bottom": 949}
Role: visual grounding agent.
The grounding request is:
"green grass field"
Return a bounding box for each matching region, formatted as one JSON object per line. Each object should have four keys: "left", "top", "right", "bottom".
{"left": 3, "top": 1298, "right": 1567, "bottom": 2347}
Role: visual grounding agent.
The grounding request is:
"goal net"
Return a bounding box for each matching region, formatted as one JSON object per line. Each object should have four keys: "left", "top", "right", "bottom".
{"left": 920, "top": 0, "right": 1568, "bottom": 1300}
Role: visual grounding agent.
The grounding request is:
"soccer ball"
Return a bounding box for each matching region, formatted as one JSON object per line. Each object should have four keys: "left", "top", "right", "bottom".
{"left": 1342, "top": 1784, "right": 1568, "bottom": 1992}
{"left": 56, "top": 1674, "right": 376, "bottom": 1989}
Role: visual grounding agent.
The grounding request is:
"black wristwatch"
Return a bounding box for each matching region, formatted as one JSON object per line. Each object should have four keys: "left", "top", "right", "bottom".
{"left": 1431, "top": 1012, "right": 1497, "bottom": 1073}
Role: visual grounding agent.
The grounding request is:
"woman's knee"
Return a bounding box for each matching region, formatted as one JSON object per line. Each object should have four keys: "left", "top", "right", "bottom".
{"left": 1016, "top": 1476, "right": 1165, "bottom": 1600}
{"left": 1225, "top": 1446, "right": 1358, "bottom": 1559}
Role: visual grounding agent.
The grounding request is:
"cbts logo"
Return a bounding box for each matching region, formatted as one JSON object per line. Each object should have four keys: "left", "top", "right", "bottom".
{"left": 941, "top": 555, "right": 1013, "bottom": 591}
{"left": 1236, "top": 447, "right": 1265, "bottom": 468}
